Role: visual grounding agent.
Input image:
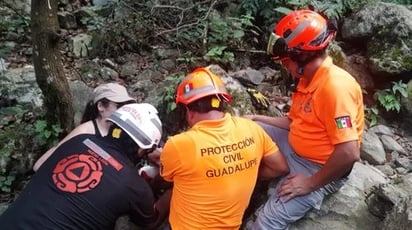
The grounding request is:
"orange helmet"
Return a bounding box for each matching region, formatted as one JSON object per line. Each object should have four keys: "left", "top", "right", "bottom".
{"left": 175, "top": 67, "right": 232, "bottom": 105}
{"left": 267, "top": 10, "right": 335, "bottom": 60}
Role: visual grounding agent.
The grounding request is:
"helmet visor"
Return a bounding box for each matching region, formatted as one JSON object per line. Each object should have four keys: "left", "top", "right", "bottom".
{"left": 267, "top": 32, "right": 289, "bottom": 61}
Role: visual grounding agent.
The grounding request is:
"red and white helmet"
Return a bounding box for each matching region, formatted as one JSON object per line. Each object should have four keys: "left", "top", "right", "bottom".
{"left": 107, "top": 103, "right": 162, "bottom": 149}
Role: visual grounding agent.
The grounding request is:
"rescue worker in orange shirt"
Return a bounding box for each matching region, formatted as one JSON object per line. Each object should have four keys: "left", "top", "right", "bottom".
{"left": 159, "top": 67, "right": 289, "bottom": 229}
{"left": 245, "top": 9, "right": 365, "bottom": 229}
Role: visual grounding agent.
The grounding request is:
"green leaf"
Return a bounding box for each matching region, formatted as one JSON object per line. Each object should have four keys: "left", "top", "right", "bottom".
{"left": 394, "top": 103, "right": 400, "bottom": 112}
{"left": 1, "top": 187, "right": 10, "bottom": 193}
{"left": 233, "top": 29, "right": 245, "bottom": 39}
{"left": 274, "top": 7, "right": 293, "bottom": 15}
{"left": 44, "top": 130, "right": 52, "bottom": 139}
{"left": 52, "top": 125, "right": 62, "bottom": 134}
{"left": 35, "top": 120, "right": 47, "bottom": 132}
{"left": 206, "top": 46, "right": 226, "bottom": 57}
{"left": 0, "top": 148, "right": 12, "bottom": 157}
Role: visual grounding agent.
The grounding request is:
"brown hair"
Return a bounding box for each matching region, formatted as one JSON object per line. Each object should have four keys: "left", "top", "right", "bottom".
{"left": 80, "top": 98, "right": 135, "bottom": 123}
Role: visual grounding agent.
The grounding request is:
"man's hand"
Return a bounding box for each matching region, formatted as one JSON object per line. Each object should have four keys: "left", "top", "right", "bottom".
{"left": 246, "top": 88, "right": 270, "bottom": 109}
{"left": 277, "top": 173, "right": 314, "bottom": 202}
{"left": 148, "top": 147, "right": 162, "bottom": 166}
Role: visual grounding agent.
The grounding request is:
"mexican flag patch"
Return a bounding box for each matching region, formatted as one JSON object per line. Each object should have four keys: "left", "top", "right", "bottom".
{"left": 184, "top": 83, "right": 193, "bottom": 94}
{"left": 335, "top": 116, "right": 352, "bottom": 129}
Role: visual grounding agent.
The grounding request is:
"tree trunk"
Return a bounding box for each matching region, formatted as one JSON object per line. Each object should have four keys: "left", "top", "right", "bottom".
{"left": 31, "top": 0, "right": 74, "bottom": 133}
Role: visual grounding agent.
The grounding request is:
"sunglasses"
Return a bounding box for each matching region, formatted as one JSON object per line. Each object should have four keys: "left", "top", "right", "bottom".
{"left": 266, "top": 32, "right": 290, "bottom": 61}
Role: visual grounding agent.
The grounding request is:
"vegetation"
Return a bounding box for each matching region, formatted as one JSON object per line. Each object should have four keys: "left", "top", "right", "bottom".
{"left": 375, "top": 80, "right": 408, "bottom": 113}
{"left": 365, "top": 80, "right": 409, "bottom": 127}
{"left": 0, "top": 104, "right": 62, "bottom": 195}
{"left": 157, "top": 74, "right": 187, "bottom": 136}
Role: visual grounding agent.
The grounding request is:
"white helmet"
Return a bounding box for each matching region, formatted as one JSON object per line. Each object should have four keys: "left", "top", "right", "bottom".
{"left": 107, "top": 103, "right": 162, "bottom": 149}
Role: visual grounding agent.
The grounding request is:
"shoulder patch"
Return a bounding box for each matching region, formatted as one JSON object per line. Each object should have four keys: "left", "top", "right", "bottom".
{"left": 335, "top": 116, "right": 352, "bottom": 129}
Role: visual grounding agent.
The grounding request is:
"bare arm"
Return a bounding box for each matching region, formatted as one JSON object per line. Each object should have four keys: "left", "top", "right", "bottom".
{"left": 146, "top": 189, "right": 172, "bottom": 230}
{"left": 309, "top": 140, "right": 359, "bottom": 190}
{"left": 259, "top": 151, "right": 289, "bottom": 180}
{"left": 33, "top": 122, "right": 92, "bottom": 171}
{"left": 244, "top": 115, "right": 291, "bottom": 130}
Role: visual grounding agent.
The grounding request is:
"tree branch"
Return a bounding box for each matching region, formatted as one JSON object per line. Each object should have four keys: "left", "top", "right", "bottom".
{"left": 153, "top": 0, "right": 216, "bottom": 37}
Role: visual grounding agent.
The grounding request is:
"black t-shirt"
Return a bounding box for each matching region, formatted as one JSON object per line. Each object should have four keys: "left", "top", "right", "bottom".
{"left": 0, "top": 134, "right": 157, "bottom": 230}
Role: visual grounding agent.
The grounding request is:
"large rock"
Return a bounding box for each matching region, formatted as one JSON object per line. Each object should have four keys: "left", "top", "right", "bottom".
{"left": 289, "top": 162, "right": 387, "bottom": 230}
{"left": 361, "top": 131, "right": 387, "bottom": 165}
{"left": 342, "top": 2, "right": 412, "bottom": 78}
{"left": 0, "top": 65, "right": 43, "bottom": 108}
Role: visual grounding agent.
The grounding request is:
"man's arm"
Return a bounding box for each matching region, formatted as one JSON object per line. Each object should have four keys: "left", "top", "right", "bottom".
{"left": 244, "top": 115, "right": 291, "bottom": 130}
{"left": 129, "top": 181, "right": 172, "bottom": 230}
{"left": 154, "top": 189, "right": 171, "bottom": 221}
{"left": 145, "top": 189, "right": 172, "bottom": 230}
{"left": 309, "top": 140, "right": 359, "bottom": 190}
{"left": 259, "top": 151, "right": 289, "bottom": 180}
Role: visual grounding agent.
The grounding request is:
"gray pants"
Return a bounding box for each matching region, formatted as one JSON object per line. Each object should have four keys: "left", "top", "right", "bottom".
{"left": 252, "top": 122, "right": 346, "bottom": 230}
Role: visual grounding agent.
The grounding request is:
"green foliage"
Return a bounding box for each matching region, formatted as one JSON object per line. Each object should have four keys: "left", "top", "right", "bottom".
{"left": 0, "top": 105, "right": 29, "bottom": 157}
{"left": 364, "top": 80, "right": 408, "bottom": 127}
{"left": 285, "top": 0, "right": 373, "bottom": 18}
{"left": 239, "top": 0, "right": 275, "bottom": 18}
{"left": 364, "top": 105, "right": 379, "bottom": 127}
{"left": 205, "top": 46, "right": 235, "bottom": 64}
{"left": 160, "top": 74, "right": 183, "bottom": 113}
{"left": 90, "top": 1, "right": 263, "bottom": 65}
{"left": 374, "top": 80, "right": 408, "bottom": 113}
{"left": 0, "top": 13, "right": 30, "bottom": 34}
{"left": 79, "top": 7, "right": 106, "bottom": 32}
{"left": 381, "top": 0, "right": 412, "bottom": 4}
{"left": 0, "top": 104, "right": 61, "bottom": 195}
{"left": 238, "top": 0, "right": 372, "bottom": 27}
{"left": 0, "top": 8, "right": 30, "bottom": 59}
{"left": 177, "top": 52, "right": 203, "bottom": 66}
{"left": 0, "top": 175, "right": 15, "bottom": 193}
{"left": 204, "top": 13, "right": 258, "bottom": 64}
{"left": 89, "top": 1, "right": 156, "bottom": 57}
{"left": 238, "top": 0, "right": 283, "bottom": 29}
{"left": 33, "top": 120, "right": 62, "bottom": 148}
{"left": 156, "top": 73, "right": 188, "bottom": 136}
{"left": 0, "top": 105, "right": 33, "bottom": 195}
{"left": 0, "top": 46, "right": 12, "bottom": 60}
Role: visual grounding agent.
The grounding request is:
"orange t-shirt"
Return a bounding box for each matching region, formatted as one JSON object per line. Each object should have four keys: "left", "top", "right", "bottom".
{"left": 160, "top": 113, "right": 279, "bottom": 230}
{"left": 288, "top": 56, "right": 364, "bottom": 165}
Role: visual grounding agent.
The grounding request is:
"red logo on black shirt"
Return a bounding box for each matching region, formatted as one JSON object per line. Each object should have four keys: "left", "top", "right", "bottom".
{"left": 52, "top": 154, "right": 103, "bottom": 193}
